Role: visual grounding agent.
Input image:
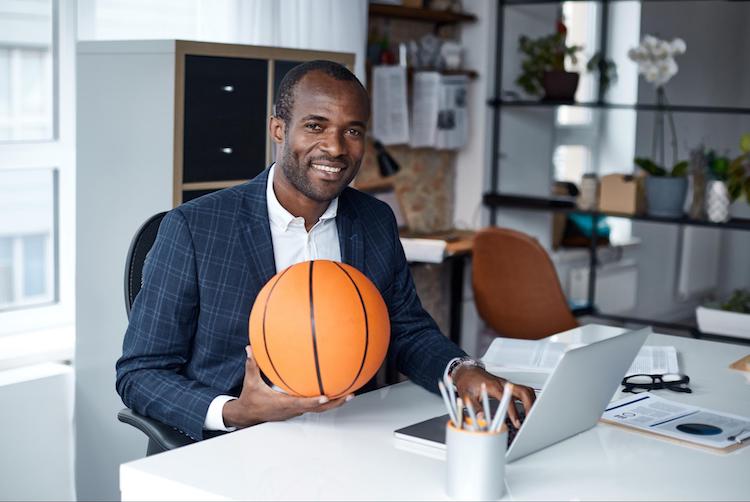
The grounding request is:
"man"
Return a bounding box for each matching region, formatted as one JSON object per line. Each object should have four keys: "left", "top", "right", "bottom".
{"left": 116, "top": 60, "right": 534, "bottom": 441}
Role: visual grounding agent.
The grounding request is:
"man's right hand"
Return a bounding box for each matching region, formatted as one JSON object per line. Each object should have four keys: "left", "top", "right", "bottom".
{"left": 222, "top": 345, "right": 351, "bottom": 429}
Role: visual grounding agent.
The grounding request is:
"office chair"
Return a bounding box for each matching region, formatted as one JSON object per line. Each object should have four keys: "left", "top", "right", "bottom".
{"left": 117, "top": 211, "right": 196, "bottom": 455}
{"left": 472, "top": 227, "right": 578, "bottom": 340}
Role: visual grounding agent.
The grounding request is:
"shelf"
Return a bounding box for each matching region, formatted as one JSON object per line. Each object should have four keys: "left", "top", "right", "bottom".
{"left": 488, "top": 98, "right": 750, "bottom": 115}
{"left": 368, "top": 3, "right": 477, "bottom": 23}
{"left": 502, "top": 0, "right": 747, "bottom": 4}
{"left": 483, "top": 192, "right": 750, "bottom": 231}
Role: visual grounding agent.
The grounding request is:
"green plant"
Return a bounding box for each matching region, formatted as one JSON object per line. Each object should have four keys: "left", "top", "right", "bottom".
{"left": 634, "top": 157, "right": 688, "bottom": 177}
{"left": 586, "top": 51, "right": 618, "bottom": 95}
{"left": 709, "top": 289, "right": 750, "bottom": 314}
{"left": 516, "top": 32, "right": 583, "bottom": 96}
{"left": 727, "top": 132, "right": 750, "bottom": 202}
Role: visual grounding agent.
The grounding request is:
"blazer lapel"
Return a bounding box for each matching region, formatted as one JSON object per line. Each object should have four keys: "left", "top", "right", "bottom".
{"left": 237, "top": 168, "right": 277, "bottom": 285}
{"left": 337, "top": 190, "right": 365, "bottom": 272}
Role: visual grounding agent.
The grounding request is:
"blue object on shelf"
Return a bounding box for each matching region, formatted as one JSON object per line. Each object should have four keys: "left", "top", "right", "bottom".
{"left": 568, "top": 213, "right": 610, "bottom": 239}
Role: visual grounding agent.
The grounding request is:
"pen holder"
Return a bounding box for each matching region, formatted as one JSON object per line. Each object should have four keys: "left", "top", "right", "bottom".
{"left": 446, "top": 421, "right": 507, "bottom": 501}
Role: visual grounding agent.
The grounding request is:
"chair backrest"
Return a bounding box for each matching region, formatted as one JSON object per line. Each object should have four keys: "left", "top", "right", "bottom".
{"left": 124, "top": 212, "right": 167, "bottom": 319}
{"left": 472, "top": 227, "right": 578, "bottom": 340}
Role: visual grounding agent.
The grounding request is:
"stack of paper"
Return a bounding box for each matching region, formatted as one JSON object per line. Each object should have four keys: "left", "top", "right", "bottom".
{"left": 400, "top": 238, "right": 446, "bottom": 264}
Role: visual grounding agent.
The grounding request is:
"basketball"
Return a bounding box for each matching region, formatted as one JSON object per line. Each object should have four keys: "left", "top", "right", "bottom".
{"left": 248, "top": 260, "right": 390, "bottom": 398}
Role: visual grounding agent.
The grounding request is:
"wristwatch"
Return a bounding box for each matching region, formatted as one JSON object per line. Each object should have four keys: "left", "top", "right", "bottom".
{"left": 447, "top": 356, "right": 485, "bottom": 379}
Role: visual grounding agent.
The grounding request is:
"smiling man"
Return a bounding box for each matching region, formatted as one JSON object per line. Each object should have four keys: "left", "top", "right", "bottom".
{"left": 116, "top": 60, "right": 534, "bottom": 442}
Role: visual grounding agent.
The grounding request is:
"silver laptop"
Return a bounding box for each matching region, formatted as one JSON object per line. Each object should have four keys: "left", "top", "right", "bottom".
{"left": 394, "top": 327, "right": 650, "bottom": 463}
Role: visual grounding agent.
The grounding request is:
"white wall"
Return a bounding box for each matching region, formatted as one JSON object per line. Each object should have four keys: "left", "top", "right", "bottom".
{"left": 0, "top": 364, "right": 75, "bottom": 501}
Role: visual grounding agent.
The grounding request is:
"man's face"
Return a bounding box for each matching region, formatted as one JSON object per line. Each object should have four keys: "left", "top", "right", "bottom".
{"left": 271, "top": 71, "right": 369, "bottom": 203}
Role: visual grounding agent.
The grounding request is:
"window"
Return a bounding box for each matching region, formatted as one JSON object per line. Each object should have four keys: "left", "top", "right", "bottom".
{"left": 0, "top": 0, "right": 55, "bottom": 142}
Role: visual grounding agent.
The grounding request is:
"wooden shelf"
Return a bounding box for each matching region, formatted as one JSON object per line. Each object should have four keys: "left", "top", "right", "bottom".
{"left": 368, "top": 3, "right": 477, "bottom": 23}
{"left": 489, "top": 98, "right": 750, "bottom": 115}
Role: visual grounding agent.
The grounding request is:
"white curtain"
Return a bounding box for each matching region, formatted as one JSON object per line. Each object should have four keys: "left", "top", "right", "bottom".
{"left": 238, "top": 0, "right": 368, "bottom": 81}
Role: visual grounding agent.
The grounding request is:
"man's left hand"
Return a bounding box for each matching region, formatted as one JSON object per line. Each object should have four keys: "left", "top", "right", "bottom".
{"left": 452, "top": 366, "right": 536, "bottom": 428}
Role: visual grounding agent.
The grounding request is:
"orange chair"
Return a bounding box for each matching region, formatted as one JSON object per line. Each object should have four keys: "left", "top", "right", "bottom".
{"left": 472, "top": 227, "right": 578, "bottom": 340}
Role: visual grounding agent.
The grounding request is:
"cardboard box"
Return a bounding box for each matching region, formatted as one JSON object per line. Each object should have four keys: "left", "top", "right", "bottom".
{"left": 599, "top": 173, "right": 645, "bottom": 215}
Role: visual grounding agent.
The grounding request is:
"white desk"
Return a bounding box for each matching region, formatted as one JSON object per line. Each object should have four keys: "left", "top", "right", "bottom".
{"left": 120, "top": 325, "right": 750, "bottom": 501}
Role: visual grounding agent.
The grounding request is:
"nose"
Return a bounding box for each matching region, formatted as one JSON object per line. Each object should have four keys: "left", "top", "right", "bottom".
{"left": 320, "top": 130, "right": 346, "bottom": 158}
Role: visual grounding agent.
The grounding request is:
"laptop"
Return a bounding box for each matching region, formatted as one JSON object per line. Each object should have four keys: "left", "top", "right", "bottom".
{"left": 394, "top": 327, "right": 650, "bottom": 463}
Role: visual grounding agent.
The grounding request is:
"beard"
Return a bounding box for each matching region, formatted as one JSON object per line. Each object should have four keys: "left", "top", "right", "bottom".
{"left": 277, "top": 139, "right": 359, "bottom": 203}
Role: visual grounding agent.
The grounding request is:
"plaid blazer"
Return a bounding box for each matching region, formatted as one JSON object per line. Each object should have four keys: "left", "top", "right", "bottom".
{"left": 116, "top": 167, "right": 466, "bottom": 440}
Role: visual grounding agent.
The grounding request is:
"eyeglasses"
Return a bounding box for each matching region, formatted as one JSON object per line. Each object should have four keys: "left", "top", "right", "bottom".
{"left": 621, "top": 373, "right": 691, "bottom": 394}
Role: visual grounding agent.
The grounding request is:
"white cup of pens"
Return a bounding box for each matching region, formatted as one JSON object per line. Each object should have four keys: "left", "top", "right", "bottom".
{"left": 440, "top": 378, "right": 513, "bottom": 501}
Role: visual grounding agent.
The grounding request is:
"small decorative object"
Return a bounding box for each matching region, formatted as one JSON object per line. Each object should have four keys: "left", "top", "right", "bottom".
{"left": 688, "top": 147, "right": 708, "bottom": 220}
{"left": 635, "top": 157, "right": 689, "bottom": 218}
{"left": 516, "top": 12, "right": 583, "bottom": 101}
{"left": 706, "top": 180, "right": 731, "bottom": 223}
{"left": 410, "top": 33, "right": 443, "bottom": 69}
{"left": 727, "top": 132, "right": 750, "bottom": 203}
{"left": 440, "top": 41, "right": 463, "bottom": 70}
{"left": 576, "top": 173, "right": 599, "bottom": 211}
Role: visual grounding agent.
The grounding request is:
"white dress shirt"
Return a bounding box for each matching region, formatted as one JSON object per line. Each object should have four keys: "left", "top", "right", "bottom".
{"left": 204, "top": 165, "right": 459, "bottom": 432}
{"left": 204, "top": 164, "right": 341, "bottom": 431}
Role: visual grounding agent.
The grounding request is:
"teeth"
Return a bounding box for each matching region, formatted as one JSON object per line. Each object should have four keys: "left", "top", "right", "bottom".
{"left": 312, "top": 164, "right": 342, "bottom": 173}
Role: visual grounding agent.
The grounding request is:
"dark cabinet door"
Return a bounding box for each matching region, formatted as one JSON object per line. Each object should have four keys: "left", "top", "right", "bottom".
{"left": 183, "top": 55, "right": 268, "bottom": 183}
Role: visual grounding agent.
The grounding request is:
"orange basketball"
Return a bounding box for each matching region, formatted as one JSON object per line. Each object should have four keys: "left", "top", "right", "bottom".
{"left": 248, "top": 260, "right": 390, "bottom": 398}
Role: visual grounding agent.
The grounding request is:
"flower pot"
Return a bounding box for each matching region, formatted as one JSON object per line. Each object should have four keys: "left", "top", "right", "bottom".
{"left": 705, "top": 180, "right": 731, "bottom": 223}
{"left": 542, "top": 71, "right": 580, "bottom": 102}
{"left": 644, "top": 176, "right": 688, "bottom": 218}
{"left": 696, "top": 306, "right": 750, "bottom": 340}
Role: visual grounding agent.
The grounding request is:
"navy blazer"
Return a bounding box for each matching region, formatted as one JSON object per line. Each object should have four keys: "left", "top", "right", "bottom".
{"left": 116, "top": 168, "right": 466, "bottom": 440}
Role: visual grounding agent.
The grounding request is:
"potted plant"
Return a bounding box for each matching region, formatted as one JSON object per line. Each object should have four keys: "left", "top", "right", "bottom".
{"left": 635, "top": 157, "right": 689, "bottom": 218}
{"left": 703, "top": 133, "right": 750, "bottom": 222}
{"left": 696, "top": 289, "right": 750, "bottom": 340}
{"left": 516, "top": 14, "right": 583, "bottom": 101}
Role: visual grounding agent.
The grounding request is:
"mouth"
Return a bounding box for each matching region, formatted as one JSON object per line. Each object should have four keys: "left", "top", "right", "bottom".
{"left": 310, "top": 162, "right": 348, "bottom": 179}
{"left": 311, "top": 163, "right": 345, "bottom": 174}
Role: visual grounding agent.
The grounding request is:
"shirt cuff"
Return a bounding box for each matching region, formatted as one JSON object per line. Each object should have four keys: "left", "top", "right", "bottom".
{"left": 444, "top": 357, "right": 462, "bottom": 384}
{"left": 204, "top": 395, "right": 238, "bottom": 432}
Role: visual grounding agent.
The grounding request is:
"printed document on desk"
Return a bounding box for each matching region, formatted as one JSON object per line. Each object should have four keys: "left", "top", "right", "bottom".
{"left": 482, "top": 337, "right": 679, "bottom": 376}
{"left": 602, "top": 393, "right": 750, "bottom": 451}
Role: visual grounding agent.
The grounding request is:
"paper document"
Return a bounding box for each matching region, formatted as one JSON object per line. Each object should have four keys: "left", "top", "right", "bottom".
{"left": 372, "top": 65, "right": 409, "bottom": 145}
{"left": 409, "top": 72, "right": 468, "bottom": 150}
{"left": 481, "top": 338, "right": 679, "bottom": 376}
{"left": 400, "top": 238, "right": 446, "bottom": 263}
{"left": 602, "top": 393, "right": 750, "bottom": 449}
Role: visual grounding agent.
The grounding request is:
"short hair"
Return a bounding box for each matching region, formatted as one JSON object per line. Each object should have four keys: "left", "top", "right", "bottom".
{"left": 274, "top": 60, "right": 368, "bottom": 125}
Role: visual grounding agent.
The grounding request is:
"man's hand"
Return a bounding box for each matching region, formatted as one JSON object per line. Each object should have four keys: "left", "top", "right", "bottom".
{"left": 222, "top": 346, "right": 352, "bottom": 429}
{"left": 451, "top": 365, "right": 536, "bottom": 428}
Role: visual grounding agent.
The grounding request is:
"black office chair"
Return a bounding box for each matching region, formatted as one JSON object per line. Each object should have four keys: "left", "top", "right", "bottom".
{"left": 117, "top": 211, "right": 196, "bottom": 455}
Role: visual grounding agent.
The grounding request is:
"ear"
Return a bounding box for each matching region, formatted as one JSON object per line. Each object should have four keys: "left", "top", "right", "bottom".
{"left": 269, "top": 116, "right": 285, "bottom": 145}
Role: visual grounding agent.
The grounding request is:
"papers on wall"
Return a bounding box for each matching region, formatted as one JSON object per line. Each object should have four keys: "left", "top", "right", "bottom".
{"left": 601, "top": 393, "right": 750, "bottom": 450}
{"left": 372, "top": 65, "right": 410, "bottom": 145}
{"left": 400, "top": 237, "right": 446, "bottom": 264}
{"left": 481, "top": 338, "right": 679, "bottom": 376}
{"left": 410, "top": 72, "right": 468, "bottom": 150}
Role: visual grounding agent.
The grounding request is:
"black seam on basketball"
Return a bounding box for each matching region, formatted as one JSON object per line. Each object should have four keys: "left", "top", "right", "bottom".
{"left": 262, "top": 267, "right": 300, "bottom": 395}
{"left": 335, "top": 263, "right": 369, "bottom": 395}
{"left": 309, "top": 261, "right": 326, "bottom": 396}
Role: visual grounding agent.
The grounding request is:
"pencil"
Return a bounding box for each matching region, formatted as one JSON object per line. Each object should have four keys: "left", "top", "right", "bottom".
{"left": 490, "top": 383, "right": 514, "bottom": 432}
{"left": 456, "top": 397, "right": 464, "bottom": 430}
{"left": 438, "top": 380, "right": 458, "bottom": 426}
{"left": 481, "top": 383, "right": 491, "bottom": 431}
{"left": 446, "top": 375, "right": 457, "bottom": 422}
{"left": 465, "top": 398, "right": 479, "bottom": 431}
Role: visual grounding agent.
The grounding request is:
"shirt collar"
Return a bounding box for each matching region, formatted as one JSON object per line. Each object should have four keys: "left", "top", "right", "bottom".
{"left": 266, "top": 164, "right": 338, "bottom": 231}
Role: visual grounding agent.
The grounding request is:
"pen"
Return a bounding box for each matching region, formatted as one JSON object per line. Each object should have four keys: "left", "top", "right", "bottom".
{"left": 446, "top": 375, "right": 458, "bottom": 423}
{"left": 481, "top": 383, "right": 491, "bottom": 431}
{"left": 490, "top": 383, "right": 514, "bottom": 432}
{"left": 438, "top": 380, "right": 458, "bottom": 426}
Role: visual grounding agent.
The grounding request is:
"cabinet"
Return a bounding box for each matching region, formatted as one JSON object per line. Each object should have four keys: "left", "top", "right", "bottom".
{"left": 484, "top": 1, "right": 750, "bottom": 343}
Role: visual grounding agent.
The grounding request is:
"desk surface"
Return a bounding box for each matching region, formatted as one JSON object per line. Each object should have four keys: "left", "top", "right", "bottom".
{"left": 120, "top": 326, "right": 750, "bottom": 501}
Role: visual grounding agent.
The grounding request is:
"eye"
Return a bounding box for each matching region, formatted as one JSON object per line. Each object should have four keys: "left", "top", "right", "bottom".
{"left": 304, "top": 122, "right": 322, "bottom": 132}
{"left": 346, "top": 128, "right": 363, "bottom": 137}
